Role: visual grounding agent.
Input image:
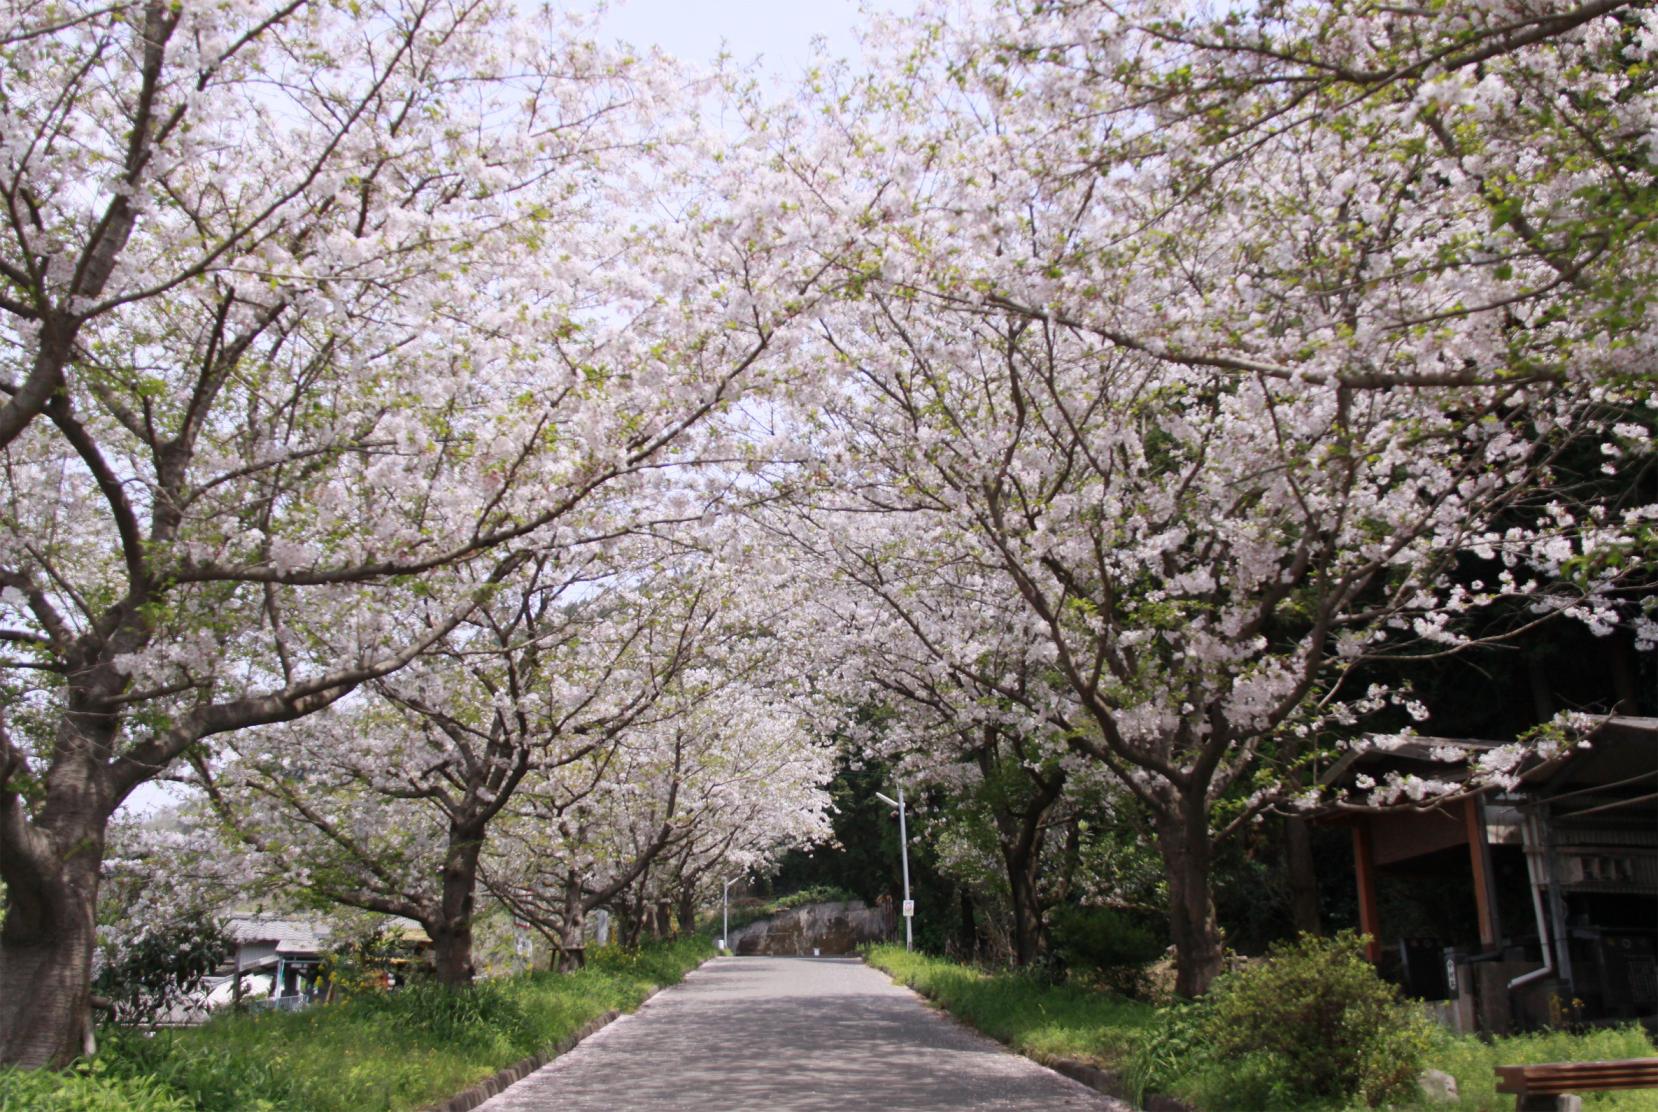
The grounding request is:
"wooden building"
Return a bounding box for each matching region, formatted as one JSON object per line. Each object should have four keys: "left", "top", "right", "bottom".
{"left": 1320, "top": 717, "right": 1657, "bottom": 1033}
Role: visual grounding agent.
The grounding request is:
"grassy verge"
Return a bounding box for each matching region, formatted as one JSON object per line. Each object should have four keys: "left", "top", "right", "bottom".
{"left": 866, "top": 945, "right": 1658, "bottom": 1112}
{"left": 0, "top": 936, "right": 712, "bottom": 1112}
{"left": 865, "top": 943, "right": 1155, "bottom": 1066}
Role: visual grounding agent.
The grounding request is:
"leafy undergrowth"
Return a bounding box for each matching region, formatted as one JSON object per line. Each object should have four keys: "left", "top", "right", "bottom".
{"left": 865, "top": 943, "right": 1155, "bottom": 1066}
{"left": 0, "top": 937, "right": 712, "bottom": 1112}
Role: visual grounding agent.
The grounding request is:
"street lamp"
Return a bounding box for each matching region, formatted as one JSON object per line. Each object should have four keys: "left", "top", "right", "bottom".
{"left": 874, "top": 787, "right": 913, "bottom": 951}
{"left": 720, "top": 875, "right": 742, "bottom": 954}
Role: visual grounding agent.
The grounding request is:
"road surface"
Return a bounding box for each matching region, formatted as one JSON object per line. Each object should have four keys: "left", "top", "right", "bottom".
{"left": 477, "top": 955, "right": 1128, "bottom": 1111}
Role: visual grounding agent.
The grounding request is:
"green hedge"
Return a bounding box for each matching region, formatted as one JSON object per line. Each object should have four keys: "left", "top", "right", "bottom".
{"left": 1, "top": 937, "right": 711, "bottom": 1112}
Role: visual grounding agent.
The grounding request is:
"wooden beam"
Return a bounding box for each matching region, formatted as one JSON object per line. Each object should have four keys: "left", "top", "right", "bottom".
{"left": 1352, "top": 823, "right": 1382, "bottom": 961}
{"left": 1465, "top": 796, "right": 1500, "bottom": 948}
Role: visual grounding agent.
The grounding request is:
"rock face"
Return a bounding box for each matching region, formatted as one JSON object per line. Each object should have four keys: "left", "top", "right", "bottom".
{"left": 731, "top": 901, "right": 896, "bottom": 956}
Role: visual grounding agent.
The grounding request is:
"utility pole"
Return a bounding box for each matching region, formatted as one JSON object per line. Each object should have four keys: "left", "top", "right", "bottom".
{"left": 875, "top": 787, "right": 913, "bottom": 951}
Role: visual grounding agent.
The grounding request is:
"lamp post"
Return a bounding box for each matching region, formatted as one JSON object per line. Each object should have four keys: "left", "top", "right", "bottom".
{"left": 721, "top": 875, "right": 742, "bottom": 954}
{"left": 874, "top": 787, "right": 912, "bottom": 951}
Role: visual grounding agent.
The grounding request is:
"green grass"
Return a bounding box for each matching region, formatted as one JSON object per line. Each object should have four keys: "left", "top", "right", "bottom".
{"left": 1409, "top": 1024, "right": 1658, "bottom": 1112}
{"left": 864, "top": 944, "right": 1155, "bottom": 1066}
{"left": 0, "top": 1063, "right": 193, "bottom": 1111}
{"left": 1, "top": 937, "right": 712, "bottom": 1112}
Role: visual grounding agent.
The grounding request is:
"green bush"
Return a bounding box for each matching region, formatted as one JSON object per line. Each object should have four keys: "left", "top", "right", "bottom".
{"left": 1048, "top": 905, "right": 1166, "bottom": 994}
{"left": 1049, "top": 905, "right": 1166, "bottom": 970}
{"left": 1200, "top": 931, "right": 1433, "bottom": 1107}
{"left": 94, "top": 913, "right": 232, "bottom": 1026}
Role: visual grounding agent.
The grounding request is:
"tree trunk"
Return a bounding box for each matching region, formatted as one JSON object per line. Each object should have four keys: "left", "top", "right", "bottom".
{"left": 1285, "top": 815, "right": 1321, "bottom": 936}
{"left": 621, "top": 894, "right": 648, "bottom": 948}
{"left": 557, "top": 876, "right": 586, "bottom": 972}
{"left": 1155, "top": 803, "right": 1223, "bottom": 998}
{"left": 428, "top": 826, "right": 484, "bottom": 987}
{"left": 429, "top": 923, "right": 473, "bottom": 987}
{"left": 957, "top": 888, "right": 981, "bottom": 961}
{"left": 1006, "top": 851, "right": 1046, "bottom": 967}
{"left": 676, "top": 886, "right": 696, "bottom": 936}
{"left": 0, "top": 854, "right": 100, "bottom": 1068}
{"left": 653, "top": 898, "right": 673, "bottom": 940}
{"left": 1, "top": 709, "right": 115, "bottom": 1068}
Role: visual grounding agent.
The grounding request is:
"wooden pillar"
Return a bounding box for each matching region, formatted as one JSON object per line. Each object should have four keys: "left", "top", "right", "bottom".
{"left": 1352, "top": 822, "right": 1382, "bottom": 961}
{"left": 1464, "top": 796, "right": 1500, "bottom": 950}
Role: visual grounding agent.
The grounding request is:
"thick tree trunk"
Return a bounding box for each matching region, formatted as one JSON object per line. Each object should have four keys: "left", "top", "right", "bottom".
{"left": 1155, "top": 804, "right": 1223, "bottom": 998}
{"left": 557, "top": 877, "right": 586, "bottom": 972}
{"left": 0, "top": 853, "right": 101, "bottom": 1067}
{"left": 430, "top": 923, "right": 473, "bottom": 987}
{"left": 1285, "top": 815, "right": 1321, "bottom": 936}
{"left": 1, "top": 706, "right": 116, "bottom": 1068}
{"left": 429, "top": 826, "right": 484, "bottom": 987}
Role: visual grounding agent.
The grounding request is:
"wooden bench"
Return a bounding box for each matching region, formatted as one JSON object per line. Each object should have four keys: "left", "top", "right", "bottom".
{"left": 1495, "top": 1058, "right": 1658, "bottom": 1111}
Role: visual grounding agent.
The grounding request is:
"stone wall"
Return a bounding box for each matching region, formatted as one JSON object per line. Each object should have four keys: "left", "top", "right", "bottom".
{"left": 730, "top": 901, "right": 896, "bottom": 956}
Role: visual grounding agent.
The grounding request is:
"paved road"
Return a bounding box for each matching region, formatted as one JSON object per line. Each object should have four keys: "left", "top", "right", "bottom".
{"left": 477, "top": 956, "right": 1127, "bottom": 1111}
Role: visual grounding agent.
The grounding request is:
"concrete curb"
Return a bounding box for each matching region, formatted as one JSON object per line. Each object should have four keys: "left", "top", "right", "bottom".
{"left": 425, "top": 956, "right": 714, "bottom": 1112}
{"left": 1043, "top": 1060, "right": 1195, "bottom": 1112}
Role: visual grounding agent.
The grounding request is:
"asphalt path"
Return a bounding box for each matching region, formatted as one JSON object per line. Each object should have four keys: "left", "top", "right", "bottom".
{"left": 476, "top": 955, "right": 1127, "bottom": 1111}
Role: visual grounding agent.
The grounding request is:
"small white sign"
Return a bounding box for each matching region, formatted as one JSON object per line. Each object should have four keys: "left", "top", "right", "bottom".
{"left": 718, "top": 938, "right": 726, "bottom": 951}
{"left": 902, "top": 900, "right": 915, "bottom": 918}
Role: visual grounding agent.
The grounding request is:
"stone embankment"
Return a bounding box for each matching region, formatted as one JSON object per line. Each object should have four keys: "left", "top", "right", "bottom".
{"left": 730, "top": 900, "right": 895, "bottom": 955}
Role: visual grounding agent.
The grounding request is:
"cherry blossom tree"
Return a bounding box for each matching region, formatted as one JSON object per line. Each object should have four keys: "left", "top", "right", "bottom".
{"left": 762, "top": 0, "right": 1654, "bottom": 995}
{"left": 751, "top": 496, "right": 1084, "bottom": 965}
{"left": 480, "top": 677, "right": 833, "bottom": 964}
{"left": 0, "top": 0, "right": 852, "bottom": 1064}
{"left": 191, "top": 542, "right": 739, "bottom": 984}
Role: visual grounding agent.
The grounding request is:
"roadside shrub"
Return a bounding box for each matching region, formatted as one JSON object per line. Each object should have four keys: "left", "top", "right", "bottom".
{"left": 1201, "top": 931, "right": 1433, "bottom": 1107}
{"left": 1048, "top": 905, "right": 1166, "bottom": 995}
